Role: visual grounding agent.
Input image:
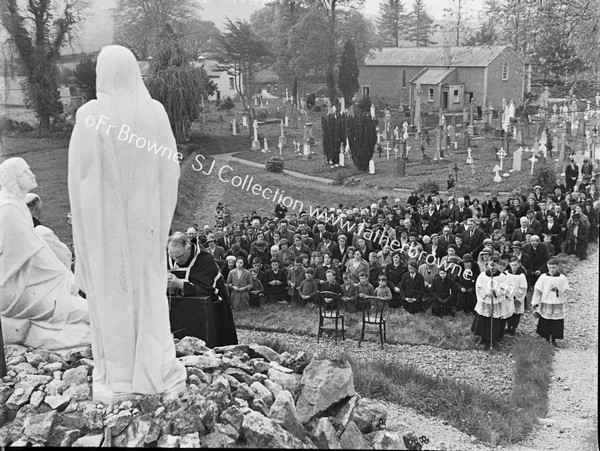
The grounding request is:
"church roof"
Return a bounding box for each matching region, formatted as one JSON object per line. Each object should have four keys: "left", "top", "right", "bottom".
{"left": 411, "top": 68, "right": 456, "bottom": 85}
{"left": 363, "top": 46, "right": 511, "bottom": 68}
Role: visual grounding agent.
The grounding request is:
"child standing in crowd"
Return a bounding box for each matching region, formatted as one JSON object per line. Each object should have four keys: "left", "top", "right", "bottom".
{"left": 298, "top": 268, "right": 319, "bottom": 306}
{"left": 248, "top": 268, "right": 264, "bottom": 307}
{"left": 356, "top": 271, "right": 375, "bottom": 311}
{"left": 532, "top": 259, "right": 570, "bottom": 347}
{"left": 340, "top": 272, "right": 358, "bottom": 312}
{"left": 287, "top": 256, "right": 306, "bottom": 306}
{"left": 374, "top": 275, "right": 393, "bottom": 303}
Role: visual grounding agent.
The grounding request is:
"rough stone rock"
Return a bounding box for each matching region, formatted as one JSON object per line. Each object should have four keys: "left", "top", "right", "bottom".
{"left": 186, "top": 366, "right": 212, "bottom": 383}
{"left": 12, "top": 362, "right": 36, "bottom": 375}
{"left": 8, "top": 405, "right": 36, "bottom": 442}
{"left": 175, "top": 336, "right": 209, "bottom": 356}
{"left": 270, "top": 360, "right": 294, "bottom": 373}
{"left": 79, "top": 358, "right": 94, "bottom": 372}
{"left": 171, "top": 409, "right": 205, "bottom": 436}
{"left": 200, "top": 431, "right": 237, "bottom": 448}
{"left": 214, "top": 422, "right": 239, "bottom": 440}
{"left": 307, "top": 417, "right": 342, "bottom": 449}
{"left": 157, "top": 434, "right": 180, "bottom": 447}
{"left": 0, "top": 386, "right": 14, "bottom": 405}
{"left": 19, "top": 374, "right": 52, "bottom": 387}
{"left": 6, "top": 382, "right": 35, "bottom": 409}
{"left": 55, "top": 347, "right": 92, "bottom": 364}
{"left": 224, "top": 367, "right": 254, "bottom": 384}
{"left": 340, "top": 420, "right": 372, "bottom": 449}
{"left": 81, "top": 402, "right": 104, "bottom": 430}
{"left": 62, "top": 366, "right": 89, "bottom": 388}
{"left": 222, "top": 374, "right": 240, "bottom": 391}
{"left": 331, "top": 396, "right": 358, "bottom": 433}
{"left": 25, "top": 351, "right": 51, "bottom": 367}
{"left": 179, "top": 352, "right": 221, "bottom": 370}
{"left": 288, "top": 351, "right": 311, "bottom": 374}
{"left": 235, "top": 382, "right": 255, "bottom": 403}
{"left": 264, "top": 379, "right": 283, "bottom": 399}
{"left": 29, "top": 390, "right": 45, "bottom": 408}
{"left": 214, "top": 344, "right": 251, "bottom": 358}
{"left": 110, "top": 413, "right": 157, "bottom": 447}
{"left": 44, "top": 379, "right": 66, "bottom": 396}
{"left": 179, "top": 432, "right": 201, "bottom": 447}
{"left": 44, "top": 394, "right": 70, "bottom": 410}
{"left": 106, "top": 410, "right": 132, "bottom": 436}
{"left": 161, "top": 390, "right": 184, "bottom": 412}
{"left": 222, "top": 356, "right": 254, "bottom": 373}
{"left": 63, "top": 383, "right": 90, "bottom": 401}
{"left": 220, "top": 405, "right": 244, "bottom": 432}
{"left": 268, "top": 390, "right": 307, "bottom": 442}
{"left": 6, "top": 355, "right": 26, "bottom": 366}
{"left": 22, "top": 410, "right": 56, "bottom": 444}
{"left": 249, "top": 344, "right": 282, "bottom": 363}
{"left": 252, "top": 372, "right": 268, "bottom": 384}
{"left": 250, "top": 381, "right": 274, "bottom": 415}
{"left": 296, "top": 359, "right": 356, "bottom": 424}
{"left": 242, "top": 410, "right": 312, "bottom": 449}
{"left": 72, "top": 433, "right": 104, "bottom": 447}
{"left": 267, "top": 368, "right": 301, "bottom": 399}
{"left": 137, "top": 394, "right": 162, "bottom": 413}
{"left": 367, "top": 430, "right": 407, "bottom": 450}
{"left": 349, "top": 398, "right": 387, "bottom": 434}
{"left": 251, "top": 359, "right": 271, "bottom": 374}
{"left": 43, "top": 362, "right": 64, "bottom": 373}
{"left": 47, "top": 425, "right": 81, "bottom": 447}
{"left": 204, "top": 375, "right": 231, "bottom": 411}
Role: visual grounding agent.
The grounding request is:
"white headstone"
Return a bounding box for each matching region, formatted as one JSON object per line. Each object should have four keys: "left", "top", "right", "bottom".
{"left": 402, "top": 122, "right": 409, "bottom": 140}
{"left": 278, "top": 141, "right": 282, "bottom": 155}
{"left": 370, "top": 104, "right": 376, "bottom": 119}
{"left": 339, "top": 150, "right": 345, "bottom": 167}
{"left": 232, "top": 119, "right": 237, "bottom": 136}
{"left": 263, "top": 136, "right": 268, "bottom": 152}
{"left": 466, "top": 147, "right": 473, "bottom": 165}
{"left": 493, "top": 165, "right": 502, "bottom": 182}
{"left": 369, "top": 159, "right": 375, "bottom": 174}
{"left": 529, "top": 154, "right": 538, "bottom": 175}
{"left": 512, "top": 147, "right": 523, "bottom": 171}
{"left": 340, "top": 97, "right": 346, "bottom": 114}
{"left": 539, "top": 142, "right": 547, "bottom": 158}
{"left": 393, "top": 126, "right": 399, "bottom": 140}
{"left": 284, "top": 116, "right": 289, "bottom": 127}
{"left": 303, "top": 142, "right": 311, "bottom": 158}
{"left": 242, "top": 116, "right": 248, "bottom": 127}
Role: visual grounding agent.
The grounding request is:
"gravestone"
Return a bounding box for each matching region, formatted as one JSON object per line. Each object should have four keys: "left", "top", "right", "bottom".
{"left": 531, "top": 141, "right": 540, "bottom": 156}
{"left": 497, "top": 147, "right": 507, "bottom": 170}
{"left": 232, "top": 118, "right": 237, "bottom": 136}
{"left": 403, "top": 122, "right": 409, "bottom": 140}
{"left": 278, "top": 141, "right": 283, "bottom": 155}
{"left": 369, "top": 159, "right": 375, "bottom": 174}
{"left": 285, "top": 116, "right": 289, "bottom": 127}
{"left": 303, "top": 142, "right": 311, "bottom": 159}
{"left": 370, "top": 104, "right": 376, "bottom": 119}
{"left": 539, "top": 142, "right": 547, "bottom": 158}
{"left": 393, "top": 126, "right": 399, "bottom": 140}
{"left": 279, "top": 120, "right": 287, "bottom": 146}
{"left": 448, "top": 125, "right": 456, "bottom": 148}
{"left": 251, "top": 120, "right": 260, "bottom": 150}
{"left": 434, "top": 129, "right": 442, "bottom": 160}
{"left": 466, "top": 147, "right": 473, "bottom": 165}
{"left": 339, "top": 150, "right": 345, "bottom": 166}
{"left": 512, "top": 147, "right": 523, "bottom": 171}
{"left": 493, "top": 165, "right": 502, "bottom": 183}
{"left": 529, "top": 154, "right": 538, "bottom": 174}
{"left": 395, "top": 158, "right": 406, "bottom": 177}
{"left": 414, "top": 82, "right": 422, "bottom": 133}
{"left": 263, "top": 136, "right": 269, "bottom": 153}
{"left": 242, "top": 115, "right": 248, "bottom": 127}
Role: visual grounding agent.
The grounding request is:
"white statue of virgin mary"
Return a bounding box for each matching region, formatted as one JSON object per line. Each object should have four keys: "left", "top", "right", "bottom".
{"left": 68, "top": 45, "right": 186, "bottom": 403}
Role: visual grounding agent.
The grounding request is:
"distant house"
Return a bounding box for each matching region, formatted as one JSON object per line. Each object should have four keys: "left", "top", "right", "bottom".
{"left": 358, "top": 45, "right": 530, "bottom": 112}
{"left": 195, "top": 57, "right": 241, "bottom": 102}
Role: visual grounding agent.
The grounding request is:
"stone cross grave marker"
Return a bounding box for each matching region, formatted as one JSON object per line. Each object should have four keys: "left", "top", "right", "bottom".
{"left": 529, "top": 153, "right": 538, "bottom": 175}
{"left": 512, "top": 147, "right": 522, "bottom": 172}
{"left": 497, "top": 147, "right": 507, "bottom": 170}
{"left": 466, "top": 147, "right": 473, "bottom": 165}
{"left": 493, "top": 165, "right": 502, "bottom": 182}
{"left": 394, "top": 126, "right": 399, "bottom": 140}
{"left": 252, "top": 120, "right": 260, "bottom": 150}
{"left": 386, "top": 141, "right": 391, "bottom": 160}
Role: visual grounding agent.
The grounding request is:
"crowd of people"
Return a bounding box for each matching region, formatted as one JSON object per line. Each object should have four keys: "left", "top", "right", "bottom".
{"left": 176, "top": 170, "right": 598, "bottom": 350}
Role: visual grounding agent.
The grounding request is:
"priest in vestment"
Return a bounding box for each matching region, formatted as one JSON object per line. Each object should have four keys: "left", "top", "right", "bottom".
{"left": 68, "top": 45, "right": 186, "bottom": 403}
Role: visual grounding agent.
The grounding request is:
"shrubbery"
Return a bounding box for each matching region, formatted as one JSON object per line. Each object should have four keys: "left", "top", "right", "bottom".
{"left": 530, "top": 163, "right": 557, "bottom": 196}
{"left": 266, "top": 156, "right": 284, "bottom": 173}
{"left": 417, "top": 179, "right": 440, "bottom": 196}
{"left": 357, "top": 95, "right": 372, "bottom": 114}
{"left": 306, "top": 93, "right": 316, "bottom": 109}
{"left": 218, "top": 96, "right": 235, "bottom": 111}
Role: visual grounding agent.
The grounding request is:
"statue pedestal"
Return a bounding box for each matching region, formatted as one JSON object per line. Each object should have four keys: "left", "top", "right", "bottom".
{"left": 251, "top": 140, "right": 260, "bottom": 150}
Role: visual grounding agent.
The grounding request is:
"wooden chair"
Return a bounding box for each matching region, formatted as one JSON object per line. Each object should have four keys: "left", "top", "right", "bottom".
{"left": 317, "top": 291, "right": 345, "bottom": 344}
{"left": 359, "top": 296, "right": 387, "bottom": 349}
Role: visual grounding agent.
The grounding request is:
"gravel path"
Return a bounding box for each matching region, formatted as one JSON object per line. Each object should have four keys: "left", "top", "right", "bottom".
{"left": 236, "top": 248, "right": 598, "bottom": 450}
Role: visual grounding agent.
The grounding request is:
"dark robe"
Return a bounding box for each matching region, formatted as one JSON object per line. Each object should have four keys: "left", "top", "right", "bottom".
{"left": 430, "top": 275, "right": 455, "bottom": 317}
{"left": 398, "top": 271, "right": 425, "bottom": 313}
{"left": 168, "top": 244, "right": 238, "bottom": 347}
{"left": 0, "top": 318, "right": 6, "bottom": 377}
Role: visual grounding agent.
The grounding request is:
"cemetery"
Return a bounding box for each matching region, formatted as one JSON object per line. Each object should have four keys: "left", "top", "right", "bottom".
{"left": 0, "top": 0, "right": 599, "bottom": 450}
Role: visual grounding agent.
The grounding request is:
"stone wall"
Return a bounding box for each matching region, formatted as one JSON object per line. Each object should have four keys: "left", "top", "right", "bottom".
{"left": 0, "top": 337, "right": 414, "bottom": 449}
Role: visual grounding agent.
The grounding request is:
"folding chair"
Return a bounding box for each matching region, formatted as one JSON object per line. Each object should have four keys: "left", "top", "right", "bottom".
{"left": 317, "top": 291, "right": 345, "bottom": 344}
{"left": 359, "top": 296, "right": 387, "bottom": 349}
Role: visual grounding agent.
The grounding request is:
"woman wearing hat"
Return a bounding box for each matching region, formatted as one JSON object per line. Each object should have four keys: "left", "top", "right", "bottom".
{"left": 226, "top": 256, "right": 253, "bottom": 310}
{"left": 385, "top": 251, "right": 406, "bottom": 309}
{"left": 345, "top": 249, "right": 369, "bottom": 284}
{"left": 540, "top": 211, "right": 562, "bottom": 252}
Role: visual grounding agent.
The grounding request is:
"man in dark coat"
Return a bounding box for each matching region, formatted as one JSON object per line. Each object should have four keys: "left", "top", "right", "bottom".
{"left": 167, "top": 233, "right": 238, "bottom": 347}
{"left": 564, "top": 158, "right": 579, "bottom": 192}
{"left": 522, "top": 235, "right": 550, "bottom": 289}
{"left": 462, "top": 218, "right": 485, "bottom": 259}
{"left": 398, "top": 260, "right": 425, "bottom": 313}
